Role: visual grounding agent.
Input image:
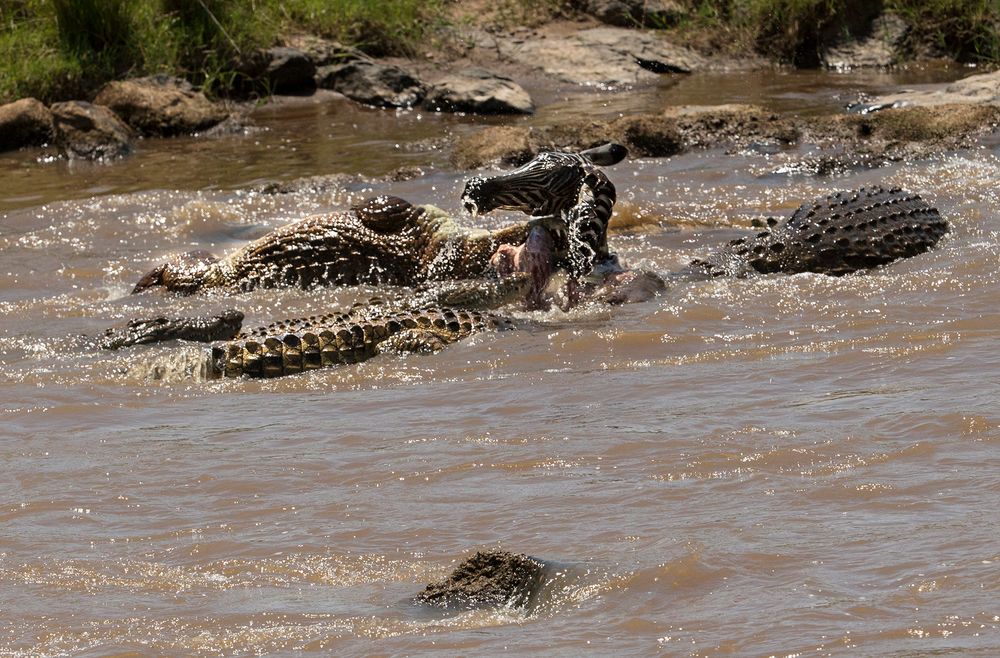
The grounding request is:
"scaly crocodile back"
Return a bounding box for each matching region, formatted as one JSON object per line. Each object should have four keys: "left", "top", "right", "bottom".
{"left": 209, "top": 307, "right": 512, "bottom": 379}
{"left": 214, "top": 209, "right": 430, "bottom": 291}
{"left": 692, "top": 187, "right": 949, "bottom": 277}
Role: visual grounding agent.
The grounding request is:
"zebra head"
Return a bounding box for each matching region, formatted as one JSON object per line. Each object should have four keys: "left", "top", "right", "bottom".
{"left": 461, "top": 143, "right": 627, "bottom": 218}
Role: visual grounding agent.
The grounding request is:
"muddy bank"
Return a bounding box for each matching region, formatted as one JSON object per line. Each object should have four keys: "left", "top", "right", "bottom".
{"left": 452, "top": 102, "right": 1000, "bottom": 170}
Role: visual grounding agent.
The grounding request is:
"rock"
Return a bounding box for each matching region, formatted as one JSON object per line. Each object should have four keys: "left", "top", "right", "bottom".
{"left": 195, "top": 114, "right": 256, "bottom": 138}
{"left": 577, "top": 0, "right": 685, "bottom": 28}
{"left": 93, "top": 76, "right": 229, "bottom": 136}
{"left": 662, "top": 104, "right": 800, "bottom": 149}
{"left": 50, "top": 101, "right": 134, "bottom": 160}
{"left": 612, "top": 114, "right": 684, "bottom": 156}
{"left": 424, "top": 69, "right": 534, "bottom": 115}
{"left": 768, "top": 151, "right": 893, "bottom": 177}
{"left": 317, "top": 60, "right": 425, "bottom": 108}
{"left": 285, "top": 35, "right": 368, "bottom": 67}
{"left": 482, "top": 26, "right": 704, "bottom": 86}
{"left": 415, "top": 550, "right": 547, "bottom": 609}
{"left": 875, "top": 69, "right": 1000, "bottom": 107}
{"left": 0, "top": 98, "right": 54, "bottom": 151}
{"left": 824, "top": 13, "right": 908, "bottom": 70}
{"left": 450, "top": 125, "right": 537, "bottom": 169}
{"left": 838, "top": 104, "right": 1000, "bottom": 144}
{"left": 244, "top": 47, "right": 317, "bottom": 94}
{"left": 451, "top": 105, "right": 799, "bottom": 168}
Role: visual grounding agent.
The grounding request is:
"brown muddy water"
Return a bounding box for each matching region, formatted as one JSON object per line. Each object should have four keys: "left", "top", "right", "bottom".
{"left": 3, "top": 68, "right": 1000, "bottom": 656}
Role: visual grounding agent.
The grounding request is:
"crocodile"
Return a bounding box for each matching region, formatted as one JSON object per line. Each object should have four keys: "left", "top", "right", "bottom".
{"left": 461, "top": 153, "right": 948, "bottom": 280}
{"left": 131, "top": 144, "right": 628, "bottom": 296}
{"left": 206, "top": 304, "right": 514, "bottom": 380}
{"left": 688, "top": 186, "right": 949, "bottom": 278}
{"left": 130, "top": 198, "right": 553, "bottom": 295}
{"left": 109, "top": 153, "right": 953, "bottom": 382}
{"left": 105, "top": 183, "right": 950, "bottom": 381}
{"left": 100, "top": 309, "right": 245, "bottom": 349}
{"left": 107, "top": 271, "right": 538, "bottom": 379}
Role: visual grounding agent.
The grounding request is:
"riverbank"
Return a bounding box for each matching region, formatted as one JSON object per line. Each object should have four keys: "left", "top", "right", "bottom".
{"left": 2, "top": 0, "right": 998, "bottom": 107}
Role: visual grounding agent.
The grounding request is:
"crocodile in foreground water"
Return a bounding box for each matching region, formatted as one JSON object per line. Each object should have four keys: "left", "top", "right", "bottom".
{"left": 108, "top": 271, "right": 541, "bottom": 380}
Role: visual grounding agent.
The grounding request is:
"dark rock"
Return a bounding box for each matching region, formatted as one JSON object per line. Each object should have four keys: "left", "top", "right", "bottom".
{"left": 577, "top": 0, "right": 685, "bottom": 28}
{"left": 416, "top": 550, "right": 547, "bottom": 609}
{"left": 317, "top": 60, "right": 425, "bottom": 108}
{"left": 245, "top": 47, "right": 317, "bottom": 94}
{"left": 50, "top": 101, "right": 134, "bottom": 160}
{"left": 824, "top": 13, "right": 907, "bottom": 70}
{"left": 762, "top": 0, "right": 885, "bottom": 68}
{"left": 93, "top": 77, "right": 229, "bottom": 136}
{"left": 424, "top": 69, "right": 534, "bottom": 115}
{"left": 195, "top": 114, "right": 256, "bottom": 138}
{"left": 0, "top": 98, "right": 54, "bottom": 151}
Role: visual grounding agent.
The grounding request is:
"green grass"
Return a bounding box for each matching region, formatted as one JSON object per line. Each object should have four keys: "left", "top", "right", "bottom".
{"left": 889, "top": 0, "right": 1000, "bottom": 63}
{"left": 0, "top": 0, "right": 444, "bottom": 104}
{"left": 1, "top": 0, "right": 997, "bottom": 105}
{"left": 675, "top": 0, "right": 1000, "bottom": 65}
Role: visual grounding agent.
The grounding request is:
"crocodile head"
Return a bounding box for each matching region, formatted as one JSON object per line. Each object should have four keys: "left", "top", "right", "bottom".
{"left": 100, "top": 309, "right": 244, "bottom": 349}
{"left": 132, "top": 250, "right": 219, "bottom": 294}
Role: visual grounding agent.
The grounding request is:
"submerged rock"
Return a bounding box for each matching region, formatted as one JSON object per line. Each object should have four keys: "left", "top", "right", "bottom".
{"left": 451, "top": 125, "right": 538, "bottom": 169}
{"left": 423, "top": 69, "right": 534, "bottom": 115}
{"left": 94, "top": 76, "right": 230, "bottom": 136}
{"left": 318, "top": 60, "right": 425, "bottom": 108}
{"left": 51, "top": 101, "right": 134, "bottom": 160}
{"left": 415, "top": 550, "right": 547, "bottom": 609}
{"left": 0, "top": 98, "right": 53, "bottom": 151}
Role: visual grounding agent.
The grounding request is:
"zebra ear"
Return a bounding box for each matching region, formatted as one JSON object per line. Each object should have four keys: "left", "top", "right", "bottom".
{"left": 580, "top": 143, "right": 628, "bottom": 166}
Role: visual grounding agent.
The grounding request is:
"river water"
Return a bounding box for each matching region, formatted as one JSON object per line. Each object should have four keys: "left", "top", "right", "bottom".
{"left": 3, "top": 68, "right": 1000, "bottom": 657}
